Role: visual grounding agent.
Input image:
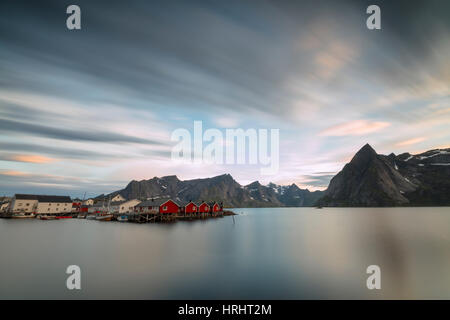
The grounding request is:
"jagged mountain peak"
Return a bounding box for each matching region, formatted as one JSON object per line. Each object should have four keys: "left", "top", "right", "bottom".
{"left": 246, "top": 181, "right": 262, "bottom": 188}
{"left": 348, "top": 143, "right": 378, "bottom": 171}
{"left": 159, "top": 175, "right": 180, "bottom": 181}
{"left": 387, "top": 152, "right": 396, "bottom": 161}
{"left": 361, "top": 143, "right": 375, "bottom": 151}
{"left": 352, "top": 143, "right": 377, "bottom": 159}
{"left": 213, "top": 173, "right": 234, "bottom": 180}
{"left": 318, "top": 144, "right": 450, "bottom": 206}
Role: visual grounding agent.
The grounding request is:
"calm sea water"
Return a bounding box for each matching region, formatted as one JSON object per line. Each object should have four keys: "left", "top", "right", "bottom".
{"left": 1, "top": 207, "right": 449, "bottom": 299}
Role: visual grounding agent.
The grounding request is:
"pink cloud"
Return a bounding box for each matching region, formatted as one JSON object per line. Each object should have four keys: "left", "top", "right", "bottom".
{"left": 0, "top": 170, "right": 29, "bottom": 176}
{"left": 319, "top": 120, "right": 390, "bottom": 136}
{"left": 395, "top": 137, "right": 426, "bottom": 147}
{"left": 8, "top": 154, "right": 56, "bottom": 164}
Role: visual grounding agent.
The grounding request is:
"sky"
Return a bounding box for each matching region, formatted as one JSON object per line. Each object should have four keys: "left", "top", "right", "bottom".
{"left": 0, "top": 0, "right": 449, "bottom": 197}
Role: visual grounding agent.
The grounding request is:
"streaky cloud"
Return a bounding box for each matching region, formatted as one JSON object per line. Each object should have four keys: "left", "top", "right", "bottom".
{"left": 0, "top": 118, "right": 166, "bottom": 146}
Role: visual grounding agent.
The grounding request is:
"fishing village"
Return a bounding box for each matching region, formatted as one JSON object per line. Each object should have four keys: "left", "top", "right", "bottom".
{"left": 0, "top": 194, "right": 235, "bottom": 223}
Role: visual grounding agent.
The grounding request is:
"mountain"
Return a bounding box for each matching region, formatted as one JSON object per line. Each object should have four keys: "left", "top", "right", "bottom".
{"left": 244, "top": 181, "right": 282, "bottom": 205}
{"left": 242, "top": 181, "right": 323, "bottom": 207}
{"left": 317, "top": 144, "right": 450, "bottom": 206}
{"left": 273, "top": 183, "right": 324, "bottom": 207}
{"left": 98, "top": 144, "right": 449, "bottom": 207}
{"left": 99, "top": 174, "right": 323, "bottom": 207}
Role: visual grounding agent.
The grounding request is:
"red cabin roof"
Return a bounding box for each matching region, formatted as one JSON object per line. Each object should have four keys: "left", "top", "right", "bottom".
{"left": 158, "top": 199, "right": 179, "bottom": 214}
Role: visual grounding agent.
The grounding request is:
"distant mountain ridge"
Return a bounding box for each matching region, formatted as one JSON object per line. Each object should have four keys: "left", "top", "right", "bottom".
{"left": 317, "top": 144, "right": 450, "bottom": 206}
{"left": 97, "top": 174, "right": 323, "bottom": 207}
{"left": 98, "top": 144, "right": 450, "bottom": 207}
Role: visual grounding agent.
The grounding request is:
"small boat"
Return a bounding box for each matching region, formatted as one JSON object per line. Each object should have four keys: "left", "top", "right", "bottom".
{"left": 55, "top": 215, "right": 73, "bottom": 219}
{"left": 117, "top": 215, "right": 128, "bottom": 222}
{"left": 94, "top": 196, "right": 113, "bottom": 221}
{"left": 11, "top": 213, "right": 35, "bottom": 219}
{"left": 38, "top": 215, "right": 56, "bottom": 220}
{"left": 86, "top": 214, "right": 97, "bottom": 220}
{"left": 77, "top": 214, "right": 86, "bottom": 219}
{"left": 96, "top": 214, "right": 113, "bottom": 221}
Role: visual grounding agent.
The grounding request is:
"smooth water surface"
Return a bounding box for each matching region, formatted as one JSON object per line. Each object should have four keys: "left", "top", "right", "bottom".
{"left": 1, "top": 207, "right": 449, "bottom": 299}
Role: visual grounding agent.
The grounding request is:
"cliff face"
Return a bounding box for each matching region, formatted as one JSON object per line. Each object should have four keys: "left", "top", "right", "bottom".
{"left": 318, "top": 144, "right": 450, "bottom": 206}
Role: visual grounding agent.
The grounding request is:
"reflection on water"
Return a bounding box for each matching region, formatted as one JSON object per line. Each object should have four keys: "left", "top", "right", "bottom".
{"left": 0, "top": 207, "right": 449, "bottom": 299}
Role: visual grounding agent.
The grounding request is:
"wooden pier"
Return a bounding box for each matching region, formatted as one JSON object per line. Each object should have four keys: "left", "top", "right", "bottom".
{"left": 0, "top": 210, "right": 235, "bottom": 222}
{"left": 126, "top": 213, "right": 177, "bottom": 223}
{"left": 113, "top": 210, "right": 228, "bottom": 224}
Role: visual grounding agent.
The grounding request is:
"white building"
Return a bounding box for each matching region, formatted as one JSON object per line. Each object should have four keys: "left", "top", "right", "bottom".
{"left": 83, "top": 199, "right": 94, "bottom": 206}
{"left": 10, "top": 194, "right": 72, "bottom": 214}
{"left": 110, "top": 199, "right": 141, "bottom": 214}
{"left": 10, "top": 194, "right": 38, "bottom": 213}
{"left": 36, "top": 196, "right": 72, "bottom": 214}
{"left": 111, "top": 194, "right": 126, "bottom": 202}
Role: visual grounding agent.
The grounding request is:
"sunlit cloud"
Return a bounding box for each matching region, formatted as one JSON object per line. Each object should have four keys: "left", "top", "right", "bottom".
{"left": 5, "top": 154, "right": 56, "bottom": 164}
{"left": 319, "top": 120, "right": 391, "bottom": 137}
{"left": 25, "top": 182, "right": 76, "bottom": 189}
{"left": 395, "top": 137, "right": 427, "bottom": 147}
{"left": 0, "top": 170, "right": 29, "bottom": 177}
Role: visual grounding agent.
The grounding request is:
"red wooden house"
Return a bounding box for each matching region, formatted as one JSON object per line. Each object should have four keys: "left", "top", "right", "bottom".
{"left": 197, "top": 201, "right": 210, "bottom": 214}
{"left": 181, "top": 201, "right": 197, "bottom": 215}
{"left": 159, "top": 199, "right": 179, "bottom": 214}
{"left": 208, "top": 201, "right": 221, "bottom": 213}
